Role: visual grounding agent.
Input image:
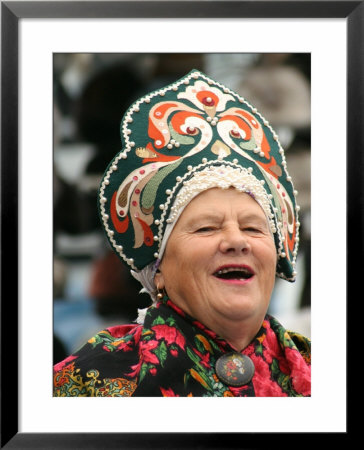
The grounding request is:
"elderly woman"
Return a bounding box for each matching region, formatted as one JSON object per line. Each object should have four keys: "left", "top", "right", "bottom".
{"left": 54, "top": 70, "right": 310, "bottom": 397}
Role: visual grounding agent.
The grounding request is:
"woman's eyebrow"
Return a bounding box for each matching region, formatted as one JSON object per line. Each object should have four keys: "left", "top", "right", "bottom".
{"left": 239, "top": 213, "right": 268, "bottom": 224}
{"left": 184, "top": 212, "right": 222, "bottom": 227}
{"left": 239, "top": 213, "right": 270, "bottom": 229}
{"left": 185, "top": 212, "right": 269, "bottom": 228}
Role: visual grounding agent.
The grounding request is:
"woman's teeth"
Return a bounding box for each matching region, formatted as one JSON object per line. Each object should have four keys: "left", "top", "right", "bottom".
{"left": 214, "top": 267, "right": 253, "bottom": 280}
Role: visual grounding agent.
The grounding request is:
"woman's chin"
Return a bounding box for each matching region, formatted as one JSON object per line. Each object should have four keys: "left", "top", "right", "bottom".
{"left": 212, "top": 295, "right": 264, "bottom": 323}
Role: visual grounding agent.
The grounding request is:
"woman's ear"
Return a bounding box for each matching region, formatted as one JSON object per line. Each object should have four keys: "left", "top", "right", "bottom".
{"left": 154, "top": 270, "right": 165, "bottom": 290}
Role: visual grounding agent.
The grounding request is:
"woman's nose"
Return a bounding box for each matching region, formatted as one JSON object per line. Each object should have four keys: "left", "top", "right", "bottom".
{"left": 219, "top": 226, "right": 251, "bottom": 254}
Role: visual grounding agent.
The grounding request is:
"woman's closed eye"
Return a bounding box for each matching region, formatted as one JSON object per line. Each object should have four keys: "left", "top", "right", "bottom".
{"left": 195, "top": 226, "right": 217, "bottom": 233}
{"left": 243, "top": 225, "right": 269, "bottom": 235}
{"left": 244, "top": 226, "right": 261, "bottom": 232}
{"left": 194, "top": 225, "right": 266, "bottom": 234}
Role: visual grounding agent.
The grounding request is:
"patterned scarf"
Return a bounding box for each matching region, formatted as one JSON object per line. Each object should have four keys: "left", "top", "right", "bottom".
{"left": 54, "top": 298, "right": 310, "bottom": 397}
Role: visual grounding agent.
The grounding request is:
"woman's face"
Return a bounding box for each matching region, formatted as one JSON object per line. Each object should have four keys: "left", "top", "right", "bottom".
{"left": 155, "top": 188, "right": 277, "bottom": 329}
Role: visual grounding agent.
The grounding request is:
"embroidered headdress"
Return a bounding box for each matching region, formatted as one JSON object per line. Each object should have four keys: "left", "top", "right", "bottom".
{"left": 98, "top": 70, "right": 300, "bottom": 300}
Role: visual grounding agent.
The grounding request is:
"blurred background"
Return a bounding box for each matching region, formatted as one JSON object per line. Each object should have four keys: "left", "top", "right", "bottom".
{"left": 53, "top": 53, "right": 311, "bottom": 363}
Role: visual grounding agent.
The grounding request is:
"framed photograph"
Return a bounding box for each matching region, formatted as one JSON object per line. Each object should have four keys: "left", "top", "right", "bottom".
{"left": 2, "top": 1, "right": 359, "bottom": 448}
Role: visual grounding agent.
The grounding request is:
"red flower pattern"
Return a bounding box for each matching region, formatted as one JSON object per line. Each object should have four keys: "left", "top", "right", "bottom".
{"left": 53, "top": 355, "right": 77, "bottom": 373}
{"left": 192, "top": 348, "right": 211, "bottom": 368}
{"left": 160, "top": 387, "right": 180, "bottom": 397}
{"left": 152, "top": 324, "right": 186, "bottom": 350}
{"left": 107, "top": 324, "right": 137, "bottom": 338}
{"left": 250, "top": 354, "right": 287, "bottom": 397}
{"left": 285, "top": 347, "right": 311, "bottom": 396}
{"left": 54, "top": 300, "right": 310, "bottom": 397}
{"left": 139, "top": 339, "right": 160, "bottom": 364}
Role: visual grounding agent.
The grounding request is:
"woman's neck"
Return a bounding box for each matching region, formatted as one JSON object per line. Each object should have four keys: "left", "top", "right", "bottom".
{"left": 166, "top": 296, "right": 265, "bottom": 352}
{"left": 206, "top": 315, "right": 264, "bottom": 351}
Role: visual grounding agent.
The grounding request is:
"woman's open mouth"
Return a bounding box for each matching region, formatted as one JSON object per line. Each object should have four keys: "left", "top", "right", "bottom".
{"left": 213, "top": 265, "right": 254, "bottom": 284}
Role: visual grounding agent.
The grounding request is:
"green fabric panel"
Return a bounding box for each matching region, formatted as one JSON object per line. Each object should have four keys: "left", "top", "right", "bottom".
{"left": 141, "top": 159, "right": 183, "bottom": 210}
{"left": 240, "top": 135, "right": 256, "bottom": 150}
{"left": 169, "top": 123, "right": 196, "bottom": 145}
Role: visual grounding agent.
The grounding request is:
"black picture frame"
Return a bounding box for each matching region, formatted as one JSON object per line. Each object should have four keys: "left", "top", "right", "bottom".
{"left": 1, "top": 1, "right": 359, "bottom": 448}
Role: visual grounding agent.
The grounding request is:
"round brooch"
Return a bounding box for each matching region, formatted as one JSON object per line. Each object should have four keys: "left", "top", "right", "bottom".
{"left": 215, "top": 352, "right": 255, "bottom": 386}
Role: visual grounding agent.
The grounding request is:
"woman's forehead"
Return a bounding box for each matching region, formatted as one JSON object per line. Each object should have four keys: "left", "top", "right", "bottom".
{"left": 179, "top": 188, "right": 267, "bottom": 221}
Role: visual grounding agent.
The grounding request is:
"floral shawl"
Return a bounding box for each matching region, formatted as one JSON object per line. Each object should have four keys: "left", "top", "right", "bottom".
{"left": 53, "top": 299, "right": 311, "bottom": 397}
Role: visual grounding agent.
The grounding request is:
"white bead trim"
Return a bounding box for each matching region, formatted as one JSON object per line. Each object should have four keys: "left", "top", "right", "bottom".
{"left": 169, "top": 165, "right": 274, "bottom": 228}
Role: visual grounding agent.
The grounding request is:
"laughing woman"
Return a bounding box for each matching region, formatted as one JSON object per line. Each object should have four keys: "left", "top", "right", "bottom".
{"left": 53, "top": 70, "right": 310, "bottom": 397}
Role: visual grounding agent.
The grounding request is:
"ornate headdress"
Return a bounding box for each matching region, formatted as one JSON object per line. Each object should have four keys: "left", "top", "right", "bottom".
{"left": 98, "top": 70, "right": 300, "bottom": 300}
